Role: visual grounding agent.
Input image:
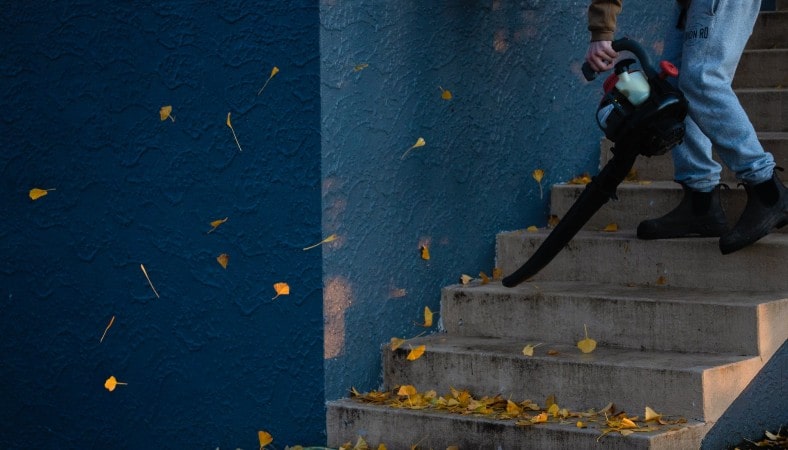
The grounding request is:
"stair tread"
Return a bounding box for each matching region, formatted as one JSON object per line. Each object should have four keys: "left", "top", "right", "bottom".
{"left": 400, "top": 334, "right": 758, "bottom": 372}
{"left": 505, "top": 227, "right": 788, "bottom": 244}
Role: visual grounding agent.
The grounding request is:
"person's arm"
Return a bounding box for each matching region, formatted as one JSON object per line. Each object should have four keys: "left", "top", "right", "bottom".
{"left": 585, "top": 0, "right": 622, "bottom": 72}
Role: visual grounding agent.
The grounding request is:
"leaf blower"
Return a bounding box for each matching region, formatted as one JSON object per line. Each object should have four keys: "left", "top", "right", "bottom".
{"left": 502, "top": 38, "right": 688, "bottom": 288}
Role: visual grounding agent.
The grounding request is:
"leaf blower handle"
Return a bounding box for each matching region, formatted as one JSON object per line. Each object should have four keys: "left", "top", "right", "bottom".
{"left": 582, "top": 38, "right": 657, "bottom": 82}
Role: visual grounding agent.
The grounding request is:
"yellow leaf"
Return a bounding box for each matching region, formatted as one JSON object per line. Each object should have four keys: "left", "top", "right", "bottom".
{"left": 352, "top": 436, "right": 368, "bottom": 450}
{"left": 140, "top": 264, "right": 160, "bottom": 299}
{"left": 602, "top": 222, "right": 618, "bottom": 232}
{"left": 216, "top": 253, "right": 229, "bottom": 269}
{"left": 577, "top": 421, "right": 587, "bottom": 428}
{"left": 506, "top": 400, "right": 522, "bottom": 416}
{"left": 104, "top": 375, "right": 127, "bottom": 392}
{"left": 420, "top": 245, "right": 430, "bottom": 260}
{"left": 389, "top": 337, "right": 405, "bottom": 351}
{"left": 272, "top": 282, "right": 290, "bottom": 300}
{"left": 620, "top": 417, "right": 638, "bottom": 429}
{"left": 208, "top": 217, "right": 228, "bottom": 233}
{"left": 377, "top": 445, "right": 387, "bottom": 450}
{"left": 492, "top": 267, "right": 503, "bottom": 280}
{"left": 656, "top": 275, "right": 668, "bottom": 286}
{"left": 479, "top": 272, "right": 490, "bottom": 285}
{"left": 99, "top": 315, "right": 115, "bottom": 343}
{"left": 29, "top": 188, "right": 54, "bottom": 200}
{"left": 532, "top": 169, "right": 544, "bottom": 183}
{"left": 421, "top": 306, "right": 434, "bottom": 327}
{"left": 522, "top": 343, "right": 542, "bottom": 356}
{"left": 406, "top": 345, "right": 426, "bottom": 361}
{"left": 568, "top": 173, "right": 592, "bottom": 185}
{"left": 439, "top": 86, "right": 453, "bottom": 100}
{"left": 526, "top": 225, "right": 539, "bottom": 232}
{"left": 401, "top": 137, "right": 426, "bottom": 160}
{"left": 258, "top": 430, "right": 273, "bottom": 448}
{"left": 257, "top": 66, "right": 280, "bottom": 95}
{"left": 159, "top": 105, "right": 175, "bottom": 122}
{"left": 459, "top": 274, "right": 473, "bottom": 285}
{"left": 620, "top": 429, "right": 635, "bottom": 436}
{"left": 644, "top": 406, "right": 662, "bottom": 422}
{"left": 547, "top": 403, "right": 560, "bottom": 416}
{"left": 353, "top": 63, "right": 369, "bottom": 72}
{"left": 303, "top": 234, "right": 338, "bottom": 250}
{"left": 577, "top": 324, "right": 597, "bottom": 353}
{"left": 548, "top": 215, "right": 560, "bottom": 228}
{"left": 398, "top": 385, "right": 417, "bottom": 396}
{"left": 226, "top": 112, "right": 243, "bottom": 152}
{"left": 532, "top": 412, "right": 548, "bottom": 423}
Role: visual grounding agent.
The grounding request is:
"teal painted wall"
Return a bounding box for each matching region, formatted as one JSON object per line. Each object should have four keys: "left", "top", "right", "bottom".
{"left": 320, "top": 0, "right": 673, "bottom": 401}
{"left": 1, "top": 2, "right": 323, "bottom": 448}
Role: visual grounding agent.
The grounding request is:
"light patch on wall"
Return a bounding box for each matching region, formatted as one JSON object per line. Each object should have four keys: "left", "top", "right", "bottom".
{"left": 494, "top": 29, "right": 509, "bottom": 53}
{"left": 652, "top": 40, "right": 665, "bottom": 57}
{"left": 324, "top": 275, "right": 353, "bottom": 359}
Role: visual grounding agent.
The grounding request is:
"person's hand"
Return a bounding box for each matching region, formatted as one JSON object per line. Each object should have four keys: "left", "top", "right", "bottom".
{"left": 585, "top": 41, "right": 618, "bottom": 73}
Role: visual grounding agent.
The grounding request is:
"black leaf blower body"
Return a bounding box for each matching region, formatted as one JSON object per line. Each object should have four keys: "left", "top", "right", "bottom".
{"left": 502, "top": 38, "right": 688, "bottom": 288}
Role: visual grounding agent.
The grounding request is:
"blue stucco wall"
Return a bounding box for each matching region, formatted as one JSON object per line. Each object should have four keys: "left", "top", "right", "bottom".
{"left": 320, "top": 1, "right": 673, "bottom": 401}
{"left": 1, "top": 2, "right": 322, "bottom": 448}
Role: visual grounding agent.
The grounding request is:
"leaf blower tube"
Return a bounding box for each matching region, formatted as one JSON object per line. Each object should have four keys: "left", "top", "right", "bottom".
{"left": 502, "top": 38, "right": 688, "bottom": 288}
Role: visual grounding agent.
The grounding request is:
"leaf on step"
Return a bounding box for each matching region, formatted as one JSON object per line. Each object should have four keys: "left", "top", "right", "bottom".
{"left": 656, "top": 275, "right": 668, "bottom": 286}
{"left": 547, "top": 349, "right": 560, "bottom": 356}
{"left": 526, "top": 225, "right": 538, "bottom": 232}
{"left": 389, "top": 337, "right": 406, "bottom": 351}
{"left": 522, "top": 343, "right": 542, "bottom": 356}
{"left": 532, "top": 412, "right": 548, "bottom": 423}
{"left": 397, "top": 385, "right": 417, "bottom": 396}
{"left": 602, "top": 222, "right": 618, "bottom": 232}
{"left": 548, "top": 214, "right": 560, "bottom": 228}
{"left": 406, "top": 345, "right": 426, "bottom": 361}
{"left": 506, "top": 399, "right": 522, "bottom": 416}
{"left": 644, "top": 406, "right": 662, "bottom": 422}
{"left": 492, "top": 267, "right": 503, "bottom": 280}
{"left": 459, "top": 274, "right": 473, "bottom": 285}
{"left": 479, "top": 272, "right": 490, "bottom": 284}
{"left": 577, "top": 324, "right": 597, "bottom": 353}
{"left": 577, "top": 421, "right": 587, "bottom": 428}
{"left": 568, "top": 173, "right": 592, "bottom": 185}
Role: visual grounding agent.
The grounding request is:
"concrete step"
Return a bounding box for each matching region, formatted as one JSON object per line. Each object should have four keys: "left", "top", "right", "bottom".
{"left": 440, "top": 281, "right": 788, "bottom": 357}
{"left": 747, "top": 11, "right": 788, "bottom": 49}
{"left": 738, "top": 88, "right": 786, "bottom": 132}
{"left": 495, "top": 229, "right": 788, "bottom": 291}
{"left": 381, "top": 335, "right": 764, "bottom": 422}
{"left": 779, "top": 0, "right": 788, "bottom": 11}
{"left": 327, "top": 399, "right": 711, "bottom": 450}
{"left": 598, "top": 133, "right": 788, "bottom": 182}
{"left": 549, "top": 181, "right": 788, "bottom": 234}
{"left": 734, "top": 49, "right": 788, "bottom": 88}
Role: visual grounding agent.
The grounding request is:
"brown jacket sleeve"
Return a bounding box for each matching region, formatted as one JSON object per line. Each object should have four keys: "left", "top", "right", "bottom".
{"left": 588, "top": 0, "right": 623, "bottom": 42}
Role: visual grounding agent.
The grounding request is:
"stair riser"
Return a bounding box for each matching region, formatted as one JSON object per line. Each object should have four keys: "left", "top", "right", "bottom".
{"left": 441, "top": 285, "right": 788, "bottom": 356}
{"left": 327, "top": 401, "right": 711, "bottom": 450}
{"left": 598, "top": 136, "right": 787, "bottom": 183}
{"left": 549, "top": 183, "right": 788, "bottom": 234}
{"left": 746, "top": 11, "right": 788, "bottom": 49}
{"left": 734, "top": 49, "right": 788, "bottom": 88}
{"left": 496, "top": 231, "right": 787, "bottom": 291}
{"left": 382, "top": 346, "right": 763, "bottom": 421}
{"left": 739, "top": 89, "right": 786, "bottom": 132}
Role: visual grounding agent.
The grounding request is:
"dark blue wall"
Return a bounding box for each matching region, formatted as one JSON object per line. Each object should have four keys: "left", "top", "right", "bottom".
{"left": 1, "top": 2, "right": 322, "bottom": 448}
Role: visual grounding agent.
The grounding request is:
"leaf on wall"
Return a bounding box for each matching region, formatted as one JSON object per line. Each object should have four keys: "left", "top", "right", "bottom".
{"left": 159, "top": 105, "right": 175, "bottom": 122}
{"left": 29, "top": 188, "right": 54, "bottom": 200}
{"left": 401, "top": 137, "right": 426, "bottom": 160}
{"left": 104, "top": 375, "right": 127, "bottom": 392}
{"left": 272, "top": 282, "right": 290, "bottom": 300}
{"left": 257, "top": 66, "right": 280, "bottom": 96}
{"left": 226, "top": 112, "right": 243, "bottom": 152}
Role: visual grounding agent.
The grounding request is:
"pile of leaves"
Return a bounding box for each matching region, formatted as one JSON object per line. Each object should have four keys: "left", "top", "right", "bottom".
{"left": 350, "top": 385, "right": 687, "bottom": 441}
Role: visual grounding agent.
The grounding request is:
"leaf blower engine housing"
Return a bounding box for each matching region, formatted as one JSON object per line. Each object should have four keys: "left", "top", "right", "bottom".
{"left": 587, "top": 40, "right": 688, "bottom": 157}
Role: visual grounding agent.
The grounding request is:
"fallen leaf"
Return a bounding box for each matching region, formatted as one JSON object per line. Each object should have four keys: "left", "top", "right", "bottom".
{"left": 258, "top": 430, "right": 273, "bottom": 449}
{"left": 548, "top": 215, "right": 560, "bottom": 228}
{"left": 303, "top": 234, "right": 338, "bottom": 250}
{"left": 140, "top": 264, "right": 160, "bottom": 298}
{"left": 577, "top": 324, "right": 597, "bottom": 353}
{"left": 506, "top": 399, "right": 522, "bottom": 416}
{"left": 257, "top": 66, "right": 280, "bottom": 95}
{"left": 547, "top": 349, "right": 559, "bottom": 356}
{"left": 568, "top": 173, "right": 592, "bottom": 185}
{"left": 532, "top": 412, "right": 548, "bottom": 423}
{"left": 620, "top": 417, "right": 638, "bottom": 429}
{"left": 389, "top": 337, "right": 406, "bottom": 351}
{"left": 159, "top": 105, "right": 175, "bottom": 122}
{"left": 602, "top": 223, "right": 618, "bottom": 232}
{"left": 492, "top": 268, "right": 503, "bottom": 280}
{"left": 99, "top": 315, "right": 115, "bottom": 343}
{"left": 577, "top": 421, "right": 587, "bottom": 428}
{"left": 398, "top": 385, "right": 417, "bottom": 396}
{"left": 226, "top": 112, "right": 243, "bottom": 152}
{"left": 401, "top": 137, "right": 426, "bottom": 160}
{"left": 522, "top": 343, "right": 542, "bottom": 356}
{"left": 479, "top": 272, "right": 490, "bottom": 285}
{"left": 526, "top": 225, "right": 539, "bottom": 232}
{"left": 207, "top": 217, "right": 228, "bottom": 234}
{"left": 656, "top": 275, "right": 668, "bottom": 286}
{"left": 439, "top": 86, "right": 452, "bottom": 100}
{"left": 459, "top": 274, "right": 473, "bottom": 285}
{"left": 420, "top": 245, "right": 430, "bottom": 260}
{"left": 645, "top": 406, "right": 662, "bottom": 422}
{"left": 29, "top": 188, "right": 54, "bottom": 200}
{"left": 217, "top": 253, "right": 229, "bottom": 269}
{"left": 104, "top": 375, "right": 127, "bottom": 392}
{"left": 406, "top": 345, "right": 426, "bottom": 361}
{"left": 353, "top": 63, "right": 369, "bottom": 72}
{"left": 420, "top": 306, "right": 434, "bottom": 327}
{"left": 272, "top": 282, "right": 290, "bottom": 300}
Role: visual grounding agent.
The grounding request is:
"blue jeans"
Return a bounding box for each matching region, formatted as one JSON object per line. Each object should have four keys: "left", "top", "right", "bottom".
{"left": 662, "top": 0, "right": 775, "bottom": 192}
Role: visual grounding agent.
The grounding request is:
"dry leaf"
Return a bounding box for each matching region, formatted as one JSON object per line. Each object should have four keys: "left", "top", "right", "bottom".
{"left": 656, "top": 275, "right": 668, "bottom": 286}
{"left": 353, "top": 63, "right": 369, "bottom": 72}
{"left": 420, "top": 245, "right": 430, "bottom": 260}
{"left": 492, "top": 267, "right": 503, "bottom": 280}
{"left": 479, "top": 272, "right": 490, "bottom": 285}
{"left": 389, "top": 337, "right": 406, "bottom": 351}
{"left": 272, "top": 282, "right": 290, "bottom": 300}
{"left": 104, "top": 375, "right": 127, "bottom": 392}
{"left": 100, "top": 315, "right": 115, "bottom": 343}
{"left": 216, "top": 253, "right": 229, "bottom": 269}
{"left": 257, "top": 66, "right": 280, "bottom": 95}
{"left": 159, "top": 105, "right": 175, "bottom": 122}
{"left": 420, "top": 306, "right": 434, "bottom": 327}
{"left": 568, "top": 173, "right": 592, "bottom": 185}
{"left": 522, "top": 343, "right": 542, "bottom": 356}
{"left": 303, "top": 234, "right": 338, "bottom": 250}
{"left": 401, "top": 137, "right": 426, "bottom": 160}
{"left": 548, "top": 215, "right": 560, "bottom": 228}
{"left": 226, "top": 112, "right": 243, "bottom": 152}
{"left": 547, "top": 349, "right": 559, "bottom": 356}
{"left": 140, "top": 264, "right": 160, "bottom": 298}
{"left": 577, "top": 324, "right": 597, "bottom": 353}
{"left": 532, "top": 169, "right": 545, "bottom": 199}
{"left": 526, "top": 225, "right": 539, "bottom": 232}
{"left": 506, "top": 400, "right": 522, "bottom": 416}
{"left": 29, "top": 188, "right": 55, "bottom": 200}
{"left": 398, "top": 385, "right": 417, "bottom": 396}
{"left": 532, "top": 412, "right": 548, "bottom": 423}
{"left": 207, "top": 217, "right": 228, "bottom": 234}
{"left": 620, "top": 417, "right": 638, "bottom": 429}
{"left": 439, "top": 86, "right": 453, "bottom": 100}
{"left": 406, "top": 345, "right": 426, "bottom": 361}
{"left": 602, "top": 223, "right": 619, "bottom": 232}
{"left": 644, "top": 406, "right": 662, "bottom": 422}
{"left": 577, "top": 421, "right": 587, "bottom": 428}
{"left": 258, "top": 430, "right": 273, "bottom": 449}
{"left": 459, "top": 274, "right": 473, "bottom": 285}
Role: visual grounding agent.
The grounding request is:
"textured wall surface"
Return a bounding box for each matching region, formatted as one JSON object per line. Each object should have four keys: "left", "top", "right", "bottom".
{"left": 320, "top": 0, "right": 673, "bottom": 401}
{"left": 1, "top": 2, "right": 323, "bottom": 448}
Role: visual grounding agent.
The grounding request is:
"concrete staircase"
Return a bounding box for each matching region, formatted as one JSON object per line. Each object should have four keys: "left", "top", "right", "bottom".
{"left": 326, "top": 6, "right": 788, "bottom": 449}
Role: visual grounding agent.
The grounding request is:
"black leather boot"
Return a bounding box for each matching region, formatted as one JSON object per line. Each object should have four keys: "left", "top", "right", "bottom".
{"left": 637, "top": 184, "right": 728, "bottom": 240}
{"left": 719, "top": 170, "right": 788, "bottom": 254}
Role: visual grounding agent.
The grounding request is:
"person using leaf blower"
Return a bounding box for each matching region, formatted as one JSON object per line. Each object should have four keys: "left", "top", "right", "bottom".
{"left": 586, "top": 0, "right": 787, "bottom": 254}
